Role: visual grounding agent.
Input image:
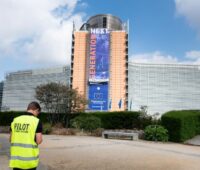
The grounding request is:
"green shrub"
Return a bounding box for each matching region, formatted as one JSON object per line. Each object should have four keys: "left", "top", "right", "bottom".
{"left": 0, "top": 111, "right": 50, "bottom": 126}
{"left": 91, "top": 111, "right": 140, "bottom": 129}
{"left": 42, "top": 123, "right": 52, "bottom": 134}
{"left": 144, "top": 125, "right": 168, "bottom": 142}
{"left": 70, "top": 111, "right": 153, "bottom": 130}
{"left": 161, "top": 110, "right": 200, "bottom": 142}
{"left": 0, "top": 111, "right": 79, "bottom": 127}
{"left": 1, "top": 111, "right": 150, "bottom": 130}
{"left": 71, "top": 115, "right": 101, "bottom": 132}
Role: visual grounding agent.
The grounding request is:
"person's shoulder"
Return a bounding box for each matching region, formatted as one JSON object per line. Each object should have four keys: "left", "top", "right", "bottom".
{"left": 32, "top": 115, "right": 39, "bottom": 122}
{"left": 13, "top": 115, "right": 23, "bottom": 121}
{"left": 14, "top": 112, "right": 32, "bottom": 119}
{"left": 22, "top": 114, "right": 40, "bottom": 122}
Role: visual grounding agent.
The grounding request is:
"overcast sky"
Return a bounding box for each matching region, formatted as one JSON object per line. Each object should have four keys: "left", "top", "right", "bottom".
{"left": 0, "top": 0, "right": 200, "bottom": 81}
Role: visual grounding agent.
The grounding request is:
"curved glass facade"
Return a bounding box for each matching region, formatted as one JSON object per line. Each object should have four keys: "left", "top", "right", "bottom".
{"left": 129, "top": 63, "right": 200, "bottom": 115}
{"left": 2, "top": 62, "right": 200, "bottom": 114}
{"left": 80, "top": 14, "right": 124, "bottom": 31}
{"left": 87, "top": 14, "right": 123, "bottom": 31}
{"left": 2, "top": 66, "right": 70, "bottom": 111}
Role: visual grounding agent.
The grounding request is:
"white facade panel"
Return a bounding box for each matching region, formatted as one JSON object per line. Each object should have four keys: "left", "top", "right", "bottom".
{"left": 129, "top": 63, "right": 200, "bottom": 115}
{"left": 2, "top": 66, "right": 70, "bottom": 111}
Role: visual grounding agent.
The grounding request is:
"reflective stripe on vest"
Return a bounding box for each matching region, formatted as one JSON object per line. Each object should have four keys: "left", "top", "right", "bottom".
{"left": 11, "top": 143, "right": 38, "bottom": 149}
{"left": 10, "top": 155, "right": 39, "bottom": 161}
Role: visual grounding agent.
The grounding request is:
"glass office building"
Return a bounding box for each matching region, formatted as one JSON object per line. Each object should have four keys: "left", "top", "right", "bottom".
{"left": 2, "top": 62, "right": 200, "bottom": 114}
{"left": 128, "top": 62, "right": 200, "bottom": 115}
{"left": 1, "top": 66, "right": 70, "bottom": 111}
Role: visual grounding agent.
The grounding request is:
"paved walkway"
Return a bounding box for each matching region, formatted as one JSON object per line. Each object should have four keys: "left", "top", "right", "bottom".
{"left": 1, "top": 134, "right": 200, "bottom": 170}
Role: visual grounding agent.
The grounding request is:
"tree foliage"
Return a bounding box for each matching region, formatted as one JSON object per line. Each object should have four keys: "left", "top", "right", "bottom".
{"left": 35, "top": 82, "right": 87, "bottom": 125}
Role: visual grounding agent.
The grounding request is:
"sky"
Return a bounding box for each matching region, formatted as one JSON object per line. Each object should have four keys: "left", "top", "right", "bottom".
{"left": 1, "top": 0, "right": 200, "bottom": 81}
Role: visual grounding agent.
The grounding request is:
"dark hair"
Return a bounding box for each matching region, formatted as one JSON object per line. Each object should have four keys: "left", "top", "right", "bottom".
{"left": 27, "top": 101, "right": 41, "bottom": 111}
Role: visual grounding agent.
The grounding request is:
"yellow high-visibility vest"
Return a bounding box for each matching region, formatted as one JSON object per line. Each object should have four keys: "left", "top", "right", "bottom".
{"left": 9, "top": 115, "right": 39, "bottom": 169}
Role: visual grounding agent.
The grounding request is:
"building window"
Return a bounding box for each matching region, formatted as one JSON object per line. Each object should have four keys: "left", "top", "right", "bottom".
{"left": 103, "top": 17, "right": 107, "bottom": 28}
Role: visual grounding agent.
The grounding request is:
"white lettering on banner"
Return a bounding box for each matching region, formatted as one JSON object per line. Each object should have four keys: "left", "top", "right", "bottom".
{"left": 90, "top": 28, "right": 109, "bottom": 34}
{"left": 89, "top": 34, "right": 96, "bottom": 79}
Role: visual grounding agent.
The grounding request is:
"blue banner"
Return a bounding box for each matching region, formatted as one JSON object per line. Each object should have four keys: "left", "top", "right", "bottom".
{"left": 89, "top": 28, "right": 110, "bottom": 82}
{"left": 88, "top": 83, "right": 108, "bottom": 110}
{"left": 88, "top": 28, "right": 110, "bottom": 111}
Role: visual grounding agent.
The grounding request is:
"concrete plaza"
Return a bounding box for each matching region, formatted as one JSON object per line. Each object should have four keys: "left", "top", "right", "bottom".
{"left": 1, "top": 134, "right": 200, "bottom": 170}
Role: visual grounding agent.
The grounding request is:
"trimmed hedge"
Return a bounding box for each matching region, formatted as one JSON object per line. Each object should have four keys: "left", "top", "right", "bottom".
{"left": 0, "top": 111, "right": 79, "bottom": 126}
{"left": 91, "top": 111, "right": 140, "bottom": 129}
{"left": 161, "top": 110, "right": 200, "bottom": 142}
{"left": 0, "top": 111, "right": 141, "bottom": 129}
{"left": 1, "top": 111, "right": 150, "bottom": 130}
{"left": 70, "top": 111, "right": 145, "bottom": 129}
{"left": 0, "top": 111, "right": 24, "bottom": 126}
{"left": 71, "top": 115, "right": 101, "bottom": 132}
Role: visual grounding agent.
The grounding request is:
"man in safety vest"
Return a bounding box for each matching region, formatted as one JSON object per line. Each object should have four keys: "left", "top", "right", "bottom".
{"left": 9, "top": 101, "right": 43, "bottom": 170}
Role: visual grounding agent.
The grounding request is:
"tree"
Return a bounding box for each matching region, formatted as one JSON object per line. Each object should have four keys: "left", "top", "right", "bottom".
{"left": 139, "top": 105, "right": 148, "bottom": 119}
{"left": 35, "top": 82, "right": 87, "bottom": 126}
{"left": 138, "top": 105, "right": 152, "bottom": 129}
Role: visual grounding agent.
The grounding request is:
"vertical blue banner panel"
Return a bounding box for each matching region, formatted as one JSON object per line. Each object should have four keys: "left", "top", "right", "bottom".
{"left": 95, "top": 33, "right": 109, "bottom": 81}
{"left": 88, "top": 83, "right": 108, "bottom": 111}
{"left": 88, "top": 28, "right": 110, "bottom": 111}
{"left": 89, "top": 29, "right": 110, "bottom": 82}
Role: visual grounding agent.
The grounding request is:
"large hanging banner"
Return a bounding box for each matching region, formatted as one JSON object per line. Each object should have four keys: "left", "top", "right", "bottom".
{"left": 88, "top": 28, "right": 110, "bottom": 111}
{"left": 88, "top": 83, "right": 108, "bottom": 110}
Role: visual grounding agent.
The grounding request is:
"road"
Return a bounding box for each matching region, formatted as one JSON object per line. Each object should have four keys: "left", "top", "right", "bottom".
{"left": 1, "top": 134, "right": 200, "bottom": 170}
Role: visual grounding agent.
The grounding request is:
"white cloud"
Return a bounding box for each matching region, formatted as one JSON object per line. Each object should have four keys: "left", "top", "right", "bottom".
{"left": 184, "top": 50, "right": 200, "bottom": 64}
{"left": 130, "top": 51, "right": 178, "bottom": 64}
{"left": 130, "top": 50, "right": 200, "bottom": 65}
{"left": 0, "top": 0, "right": 85, "bottom": 67}
{"left": 186, "top": 50, "right": 200, "bottom": 59}
{"left": 175, "top": 0, "right": 200, "bottom": 36}
{"left": 130, "top": 0, "right": 200, "bottom": 66}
